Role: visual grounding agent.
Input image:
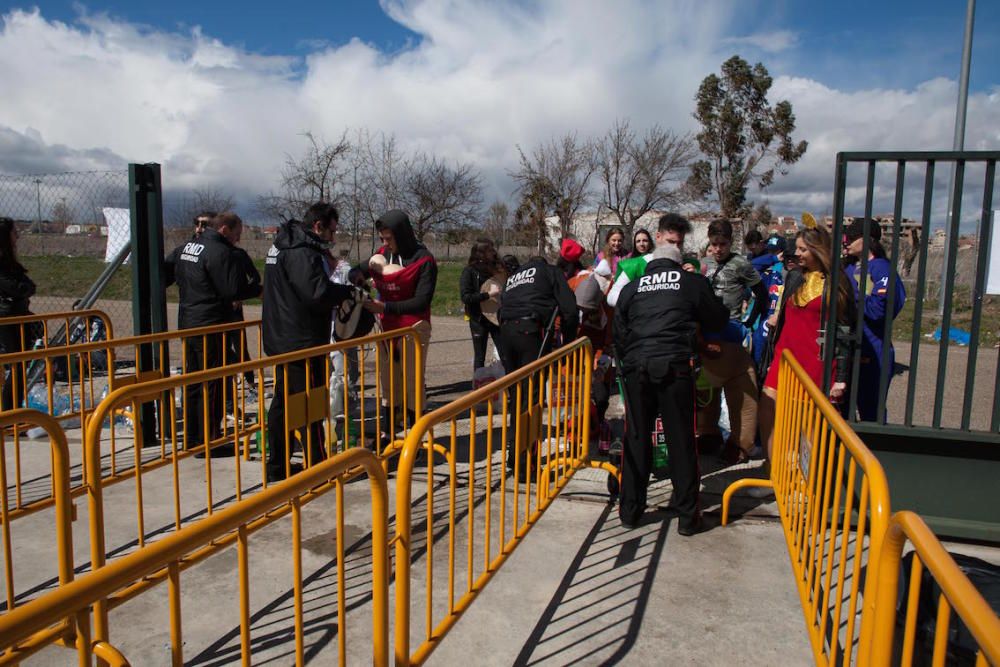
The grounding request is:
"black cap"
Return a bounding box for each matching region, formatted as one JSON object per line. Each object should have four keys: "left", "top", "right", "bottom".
{"left": 845, "top": 219, "right": 882, "bottom": 243}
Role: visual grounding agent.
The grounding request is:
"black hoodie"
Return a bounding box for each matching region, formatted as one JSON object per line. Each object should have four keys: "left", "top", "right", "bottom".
{"left": 370, "top": 210, "right": 438, "bottom": 328}
{"left": 262, "top": 221, "right": 353, "bottom": 355}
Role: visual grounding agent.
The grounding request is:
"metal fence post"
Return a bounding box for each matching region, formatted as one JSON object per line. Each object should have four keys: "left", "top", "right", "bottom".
{"left": 128, "top": 163, "right": 169, "bottom": 444}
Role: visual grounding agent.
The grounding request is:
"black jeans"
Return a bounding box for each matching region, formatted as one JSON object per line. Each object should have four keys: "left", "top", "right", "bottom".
{"left": 267, "top": 356, "right": 328, "bottom": 476}
{"left": 469, "top": 318, "right": 501, "bottom": 371}
{"left": 0, "top": 326, "right": 26, "bottom": 411}
{"left": 620, "top": 360, "right": 699, "bottom": 526}
{"left": 183, "top": 332, "right": 224, "bottom": 447}
{"left": 499, "top": 319, "right": 550, "bottom": 469}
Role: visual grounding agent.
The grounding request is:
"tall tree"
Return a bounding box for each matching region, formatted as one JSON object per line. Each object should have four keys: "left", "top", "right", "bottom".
{"left": 512, "top": 133, "right": 595, "bottom": 245}
{"left": 688, "top": 55, "right": 808, "bottom": 220}
{"left": 595, "top": 119, "right": 697, "bottom": 239}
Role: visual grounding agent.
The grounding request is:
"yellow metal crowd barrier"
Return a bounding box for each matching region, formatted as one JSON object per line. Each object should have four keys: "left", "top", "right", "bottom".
{"left": 0, "top": 447, "right": 390, "bottom": 666}
{"left": 0, "top": 410, "right": 74, "bottom": 624}
{"left": 0, "top": 309, "right": 115, "bottom": 353}
{"left": 393, "top": 337, "right": 613, "bottom": 665}
{"left": 721, "top": 350, "right": 892, "bottom": 666}
{"left": 80, "top": 326, "right": 421, "bottom": 619}
{"left": 867, "top": 511, "right": 1000, "bottom": 667}
{"left": 0, "top": 318, "right": 262, "bottom": 522}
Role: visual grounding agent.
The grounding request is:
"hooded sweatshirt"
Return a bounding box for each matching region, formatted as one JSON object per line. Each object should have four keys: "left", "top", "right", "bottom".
{"left": 370, "top": 210, "right": 438, "bottom": 330}
{"left": 262, "top": 221, "right": 353, "bottom": 355}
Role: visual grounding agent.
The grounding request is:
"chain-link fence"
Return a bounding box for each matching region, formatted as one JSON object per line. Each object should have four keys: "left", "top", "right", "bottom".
{"left": 0, "top": 171, "right": 134, "bottom": 336}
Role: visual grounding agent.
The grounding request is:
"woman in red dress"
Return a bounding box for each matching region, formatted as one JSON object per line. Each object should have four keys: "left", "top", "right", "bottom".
{"left": 759, "top": 227, "right": 854, "bottom": 457}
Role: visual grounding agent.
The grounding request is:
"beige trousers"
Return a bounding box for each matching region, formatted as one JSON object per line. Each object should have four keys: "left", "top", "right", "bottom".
{"left": 697, "top": 341, "right": 759, "bottom": 452}
{"left": 380, "top": 319, "right": 432, "bottom": 417}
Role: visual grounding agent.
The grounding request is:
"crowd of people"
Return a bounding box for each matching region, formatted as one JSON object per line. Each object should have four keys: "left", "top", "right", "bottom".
{"left": 460, "top": 214, "right": 906, "bottom": 534}
{"left": 0, "top": 205, "right": 905, "bottom": 527}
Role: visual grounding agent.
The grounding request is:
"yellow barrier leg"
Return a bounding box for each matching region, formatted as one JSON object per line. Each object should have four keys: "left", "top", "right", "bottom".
{"left": 720, "top": 479, "right": 774, "bottom": 526}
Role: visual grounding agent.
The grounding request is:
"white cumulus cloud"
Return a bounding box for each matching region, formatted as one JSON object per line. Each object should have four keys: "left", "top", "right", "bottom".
{"left": 0, "top": 2, "right": 996, "bottom": 222}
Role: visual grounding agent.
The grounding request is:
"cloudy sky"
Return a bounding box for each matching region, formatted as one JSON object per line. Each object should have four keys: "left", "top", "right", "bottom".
{"left": 0, "top": 0, "right": 998, "bottom": 223}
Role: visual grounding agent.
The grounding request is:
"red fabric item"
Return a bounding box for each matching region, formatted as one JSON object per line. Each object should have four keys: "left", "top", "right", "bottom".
{"left": 560, "top": 238, "right": 584, "bottom": 263}
{"left": 764, "top": 293, "right": 824, "bottom": 390}
{"left": 373, "top": 253, "right": 435, "bottom": 330}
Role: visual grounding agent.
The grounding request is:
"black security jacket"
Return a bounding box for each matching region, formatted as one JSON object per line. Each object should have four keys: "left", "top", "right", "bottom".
{"left": 0, "top": 264, "right": 34, "bottom": 318}
{"left": 262, "top": 221, "right": 352, "bottom": 356}
{"left": 498, "top": 258, "right": 578, "bottom": 340}
{"left": 165, "top": 228, "right": 262, "bottom": 330}
{"left": 230, "top": 246, "right": 262, "bottom": 322}
{"left": 613, "top": 258, "right": 728, "bottom": 370}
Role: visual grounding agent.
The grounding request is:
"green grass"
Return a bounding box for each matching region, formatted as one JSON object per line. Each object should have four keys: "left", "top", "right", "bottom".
{"left": 431, "top": 262, "right": 465, "bottom": 318}
{"left": 23, "top": 255, "right": 133, "bottom": 301}
{"left": 24, "top": 254, "right": 468, "bottom": 317}
{"left": 35, "top": 255, "right": 998, "bottom": 345}
{"left": 892, "top": 285, "right": 1000, "bottom": 347}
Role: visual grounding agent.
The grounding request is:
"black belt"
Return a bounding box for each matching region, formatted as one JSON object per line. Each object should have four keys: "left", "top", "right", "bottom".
{"left": 501, "top": 315, "right": 539, "bottom": 324}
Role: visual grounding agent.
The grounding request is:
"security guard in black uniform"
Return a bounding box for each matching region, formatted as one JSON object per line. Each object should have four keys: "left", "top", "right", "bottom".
{"left": 613, "top": 243, "right": 728, "bottom": 533}
{"left": 165, "top": 212, "right": 262, "bottom": 454}
{"left": 498, "top": 255, "right": 578, "bottom": 476}
{"left": 262, "top": 203, "right": 353, "bottom": 483}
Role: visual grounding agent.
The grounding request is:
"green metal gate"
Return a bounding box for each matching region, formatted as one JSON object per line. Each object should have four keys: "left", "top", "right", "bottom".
{"left": 824, "top": 151, "right": 999, "bottom": 540}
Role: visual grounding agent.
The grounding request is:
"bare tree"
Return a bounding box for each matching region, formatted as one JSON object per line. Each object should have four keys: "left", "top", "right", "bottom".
{"left": 482, "top": 200, "right": 510, "bottom": 247}
{"left": 512, "top": 133, "right": 595, "bottom": 246}
{"left": 256, "top": 131, "right": 350, "bottom": 223}
{"left": 352, "top": 130, "right": 411, "bottom": 254}
{"left": 167, "top": 186, "right": 238, "bottom": 230}
{"left": 351, "top": 130, "right": 483, "bottom": 243}
{"left": 594, "top": 119, "right": 697, "bottom": 239}
{"left": 404, "top": 153, "right": 483, "bottom": 241}
{"left": 514, "top": 179, "right": 559, "bottom": 256}
{"left": 51, "top": 199, "right": 74, "bottom": 226}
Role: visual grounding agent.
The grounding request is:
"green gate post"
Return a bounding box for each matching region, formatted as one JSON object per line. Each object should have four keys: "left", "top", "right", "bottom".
{"left": 128, "top": 163, "right": 169, "bottom": 445}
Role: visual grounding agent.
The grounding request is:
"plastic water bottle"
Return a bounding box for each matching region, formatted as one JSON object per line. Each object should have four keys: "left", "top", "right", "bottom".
{"left": 26, "top": 384, "right": 49, "bottom": 413}
{"left": 98, "top": 384, "right": 132, "bottom": 431}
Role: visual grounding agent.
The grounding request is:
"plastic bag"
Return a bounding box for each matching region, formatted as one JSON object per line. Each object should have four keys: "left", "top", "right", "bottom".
{"left": 473, "top": 360, "right": 505, "bottom": 411}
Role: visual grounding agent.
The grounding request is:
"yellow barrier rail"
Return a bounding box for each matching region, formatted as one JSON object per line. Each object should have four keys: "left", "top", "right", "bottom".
{"left": 0, "top": 318, "right": 262, "bottom": 522}
{"left": 81, "top": 326, "right": 422, "bottom": 639}
{"left": 721, "top": 350, "right": 891, "bottom": 666}
{"left": 394, "top": 337, "right": 612, "bottom": 665}
{"left": 0, "top": 410, "right": 75, "bottom": 662}
{"left": 868, "top": 511, "right": 1000, "bottom": 667}
{"left": 0, "top": 447, "right": 390, "bottom": 666}
{"left": 0, "top": 308, "right": 115, "bottom": 350}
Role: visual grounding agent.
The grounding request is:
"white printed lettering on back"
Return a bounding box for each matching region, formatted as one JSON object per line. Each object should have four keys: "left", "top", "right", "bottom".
{"left": 179, "top": 242, "right": 204, "bottom": 263}
{"left": 265, "top": 245, "right": 279, "bottom": 265}
{"left": 636, "top": 270, "right": 681, "bottom": 293}
{"left": 506, "top": 266, "right": 537, "bottom": 290}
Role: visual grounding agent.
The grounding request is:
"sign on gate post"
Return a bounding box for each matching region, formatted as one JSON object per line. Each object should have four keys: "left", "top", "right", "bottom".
{"left": 987, "top": 210, "right": 1000, "bottom": 294}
